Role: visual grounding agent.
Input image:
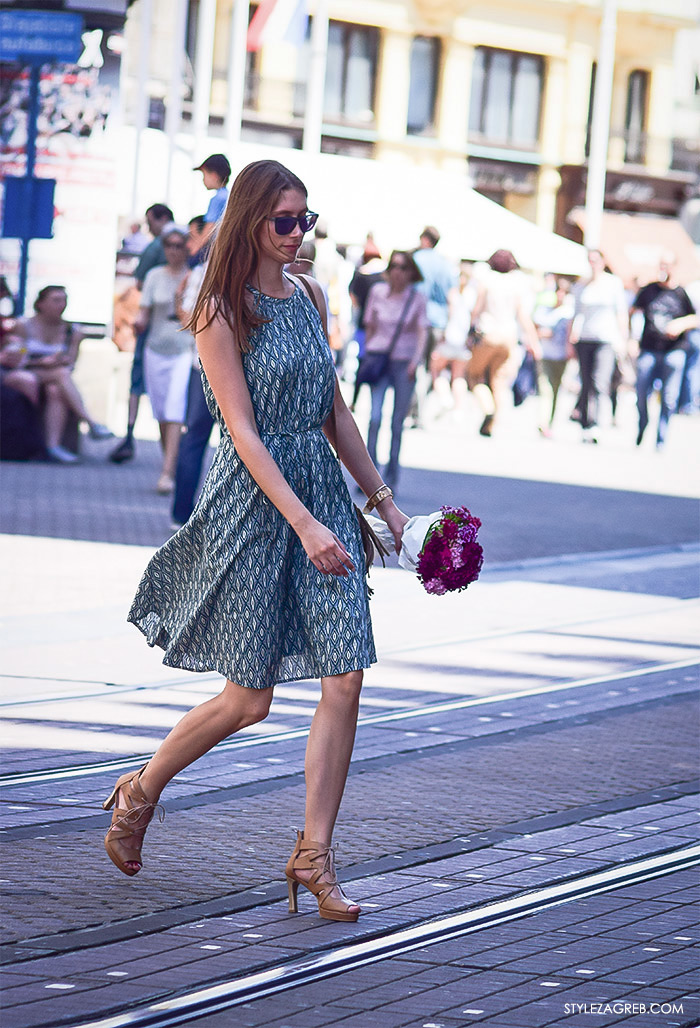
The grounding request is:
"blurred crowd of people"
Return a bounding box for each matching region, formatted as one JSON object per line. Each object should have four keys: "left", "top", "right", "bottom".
{"left": 2, "top": 161, "right": 699, "bottom": 515}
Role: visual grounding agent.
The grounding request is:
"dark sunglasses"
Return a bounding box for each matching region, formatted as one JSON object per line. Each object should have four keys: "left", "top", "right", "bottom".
{"left": 163, "top": 241, "right": 186, "bottom": 248}
{"left": 266, "top": 211, "right": 318, "bottom": 236}
{"left": 389, "top": 262, "right": 410, "bottom": 271}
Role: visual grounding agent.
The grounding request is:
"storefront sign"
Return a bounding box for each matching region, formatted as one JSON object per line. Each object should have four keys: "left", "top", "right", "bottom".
{"left": 469, "top": 159, "right": 538, "bottom": 197}
{"left": 558, "top": 164, "right": 692, "bottom": 218}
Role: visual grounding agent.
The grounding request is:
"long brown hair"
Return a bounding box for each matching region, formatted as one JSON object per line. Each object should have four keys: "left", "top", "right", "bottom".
{"left": 187, "top": 159, "right": 308, "bottom": 351}
{"left": 386, "top": 250, "right": 423, "bottom": 284}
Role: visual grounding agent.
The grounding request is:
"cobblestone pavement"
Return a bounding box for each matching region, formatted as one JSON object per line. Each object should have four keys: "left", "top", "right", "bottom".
{"left": 183, "top": 865, "right": 699, "bottom": 1028}
{"left": 0, "top": 385, "right": 698, "bottom": 1027}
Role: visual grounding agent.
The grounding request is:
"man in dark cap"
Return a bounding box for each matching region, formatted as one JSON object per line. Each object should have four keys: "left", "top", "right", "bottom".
{"left": 194, "top": 153, "right": 231, "bottom": 248}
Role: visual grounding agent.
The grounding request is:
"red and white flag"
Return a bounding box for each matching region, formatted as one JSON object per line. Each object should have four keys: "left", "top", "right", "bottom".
{"left": 246, "top": 0, "right": 308, "bottom": 52}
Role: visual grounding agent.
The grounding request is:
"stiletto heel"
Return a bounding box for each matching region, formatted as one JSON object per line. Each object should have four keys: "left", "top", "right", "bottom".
{"left": 102, "top": 784, "right": 119, "bottom": 811}
{"left": 103, "top": 763, "right": 163, "bottom": 876}
{"left": 287, "top": 877, "right": 299, "bottom": 913}
{"left": 284, "top": 830, "right": 361, "bottom": 922}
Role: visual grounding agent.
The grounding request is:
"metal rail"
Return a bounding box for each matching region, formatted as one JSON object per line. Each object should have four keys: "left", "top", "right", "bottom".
{"left": 1, "top": 656, "right": 696, "bottom": 787}
{"left": 67, "top": 844, "right": 700, "bottom": 1028}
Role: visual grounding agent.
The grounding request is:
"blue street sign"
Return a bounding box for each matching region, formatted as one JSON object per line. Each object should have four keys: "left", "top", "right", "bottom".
{"left": 0, "top": 9, "right": 84, "bottom": 64}
{"left": 2, "top": 176, "right": 56, "bottom": 240}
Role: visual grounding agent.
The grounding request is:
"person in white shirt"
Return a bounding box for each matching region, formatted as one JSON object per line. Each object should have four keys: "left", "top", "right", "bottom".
{"left": 136, "top": 226, "right": 194, "bottom": 493}
{"left": 569, "top": 249, "right": 628, "bottom": 442}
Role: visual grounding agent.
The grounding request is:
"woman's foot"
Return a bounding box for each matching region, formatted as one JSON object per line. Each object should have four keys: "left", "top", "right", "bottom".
{"left": 89, "top": 422, "right": 114, "bottom": 440}
{"left": 46, "top": 444, "right": 80, "bottom": 464}
{"left": 479, "top": 414, "right": 494, "bottom": 437}
{"left": 285, "top": 831, "right": 361, "bottom": 922}
{"left": 109, "top": 437, "right": 135, "bottom": 463}
{"left": 156, "top": 474, "right": 175, "bottom": 495}
{"left": 103, "top": 764, "right": 163, "bottom": 876}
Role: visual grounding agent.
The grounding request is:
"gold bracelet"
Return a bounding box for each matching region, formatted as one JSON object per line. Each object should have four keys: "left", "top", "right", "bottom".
{"left": 363, "top": 484, "right": 393, "bottom": 513}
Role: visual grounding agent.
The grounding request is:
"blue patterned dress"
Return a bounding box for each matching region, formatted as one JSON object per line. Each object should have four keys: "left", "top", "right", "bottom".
{"left": 127, "top": 281, "right": 376, "bottom": 689}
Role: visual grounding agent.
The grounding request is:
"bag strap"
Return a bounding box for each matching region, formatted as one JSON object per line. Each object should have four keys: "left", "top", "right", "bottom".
{"left": 384, "top": 286, "right": 415, "bottom": 357}
{"left": 294, "top": 273, "right": 329, "bottom": 337}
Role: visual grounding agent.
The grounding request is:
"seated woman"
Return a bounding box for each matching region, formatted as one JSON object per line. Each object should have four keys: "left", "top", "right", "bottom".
{"left": 15, "top": 285, "right": 112, "bottom": 463}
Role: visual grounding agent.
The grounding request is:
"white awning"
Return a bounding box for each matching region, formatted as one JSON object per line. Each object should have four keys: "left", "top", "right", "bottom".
{"left": 293, "top": 151, "right": 590, "bottom": 276}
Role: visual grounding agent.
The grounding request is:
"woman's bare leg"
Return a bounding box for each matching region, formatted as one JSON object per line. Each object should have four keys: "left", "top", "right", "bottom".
{"left": 38, "top": 367, "right": 93, "bottom": 422}
{"left": 43, "top": 383, "right": 68, "bottom": 448}
{"left": 160, "top": 420, "right": 183, "bottom": 478}
{"left": 303, "top": 671, "right": 362, "bottom": 846}
{"left": 140, "top": 681, "right": 273, "bottom": 799}
{"left": 450, "top": 360, "right": 469, "bottom": 410}
{"left": 297, "top": 670, "right": 362, "bottom": 911}
{"left": 112, "top": 681, "right": 273, "bottom": 870}
{"left": 4, "top": 370, "right": 40, "bottom": 406}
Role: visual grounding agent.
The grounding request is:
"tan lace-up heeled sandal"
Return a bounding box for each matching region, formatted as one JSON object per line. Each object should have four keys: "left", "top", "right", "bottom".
{"left": 103, "top": 763, "right": 164, "bottom": 876}
{"left": 285, "top": 830, "right": 361, "bottom": 922}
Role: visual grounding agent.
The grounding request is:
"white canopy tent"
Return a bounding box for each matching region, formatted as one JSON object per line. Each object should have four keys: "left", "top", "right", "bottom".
{"left": 124, "top": 131, "right": 590, "bottom": 276}
{"left": 282, "top": 150, "right": 590, "bottom": 276}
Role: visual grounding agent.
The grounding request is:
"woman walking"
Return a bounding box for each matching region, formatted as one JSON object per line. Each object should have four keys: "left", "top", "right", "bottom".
{"left": 104, "top": 160, "right": 407, "bottom": 922}
{"left": 430, "top": 263, "right": 477, "bottom": 418}
{"left": 569, "top": 249, "right": 628, "bottom": 443}
{"left": 362, "top": 250, "right": 428, "bottom": 489}
{"left": 348, "top": 238, "right": 386, "bottom": 410}
{"left": 467, "top": 250, "right": 539, "bottom": 437}
{"left": 136, "top": 224, "right": 194, "bottom": 493}
{"left": 533, "top": 279, "right": 574, "bottom": 436}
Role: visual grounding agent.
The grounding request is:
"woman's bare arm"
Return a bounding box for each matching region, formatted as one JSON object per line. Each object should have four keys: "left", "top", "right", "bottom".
{"left": 196, "top": 312, "right": 355, "bottom": 576}
{"left": 65, "top": 324, "right": 83, "bottom": 368}
{"left": 517, "top": 300, "right": 541, "bottom": 358}
{"left": 666, "top": 313, "right": 698, "bottom": 338}
{"left": 470, "top": 284, "right": 486, "bottom": 326}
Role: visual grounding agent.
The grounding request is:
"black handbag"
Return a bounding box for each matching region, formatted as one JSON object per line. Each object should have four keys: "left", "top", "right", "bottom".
{"left": 512, "top": 351, "right": 538, "bottom": 407}
{"left": 355, "top": 351, "right": 389, "bottom": 386}
{"left": 356, "top": 287, "right": 416, "bottom": 387}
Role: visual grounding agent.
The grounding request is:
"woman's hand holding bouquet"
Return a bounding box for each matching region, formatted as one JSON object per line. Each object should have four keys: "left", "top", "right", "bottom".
{"left": 366, "top": 505, "right": 483, "bottom": 595}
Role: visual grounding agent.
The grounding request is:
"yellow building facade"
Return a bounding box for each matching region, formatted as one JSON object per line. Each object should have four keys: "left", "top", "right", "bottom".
{"left": 122, "top": 0, "right": 698, "bottom": 240}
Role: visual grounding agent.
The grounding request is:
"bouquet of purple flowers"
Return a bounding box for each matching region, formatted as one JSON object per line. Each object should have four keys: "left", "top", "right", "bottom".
{"left": 415, "top": 505, "right": 483, "bottom": 595}
{"left": 366, "top": 504, "right": 483, "bottom": 595}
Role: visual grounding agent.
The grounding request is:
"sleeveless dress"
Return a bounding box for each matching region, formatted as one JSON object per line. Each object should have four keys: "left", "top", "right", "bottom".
{"left": 127, "top": 281, "right": 376, "bottom": 689}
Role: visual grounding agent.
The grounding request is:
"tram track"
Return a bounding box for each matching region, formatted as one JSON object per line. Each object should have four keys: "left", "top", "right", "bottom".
{"left": 3, "top": 777, "right": 696, "bottom": 965}
{"left": 2, "top": 685, "right": 697, "bottom": 1027}
{"left": 0, "top": 656, "right": 697, "bottom": 789}
{"left": 27, "top": 843, "right": 700, "bottom": 1028}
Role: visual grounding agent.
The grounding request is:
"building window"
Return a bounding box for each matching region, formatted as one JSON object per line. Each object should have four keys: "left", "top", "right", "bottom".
{"left": 468, "top": 47, "right": 544, "bottom": 148}
{"left": 625, "top": 69, "right": 649, "bottom": 164}
{"left": 407, "top": 36, "right": 440, "bottom": 136}
{"left": 324, "top": 21, "right": 378, "bottom": 124}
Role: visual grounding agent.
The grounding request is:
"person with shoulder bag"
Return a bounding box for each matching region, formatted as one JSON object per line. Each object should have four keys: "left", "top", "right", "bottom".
{"left": 361, "top": 250, "right": 428, "bottom": 489}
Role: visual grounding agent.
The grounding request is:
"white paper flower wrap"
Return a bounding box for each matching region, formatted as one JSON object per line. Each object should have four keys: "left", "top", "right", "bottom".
{"left": 365, "top": 512, "right": 443, "bottom": 572}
